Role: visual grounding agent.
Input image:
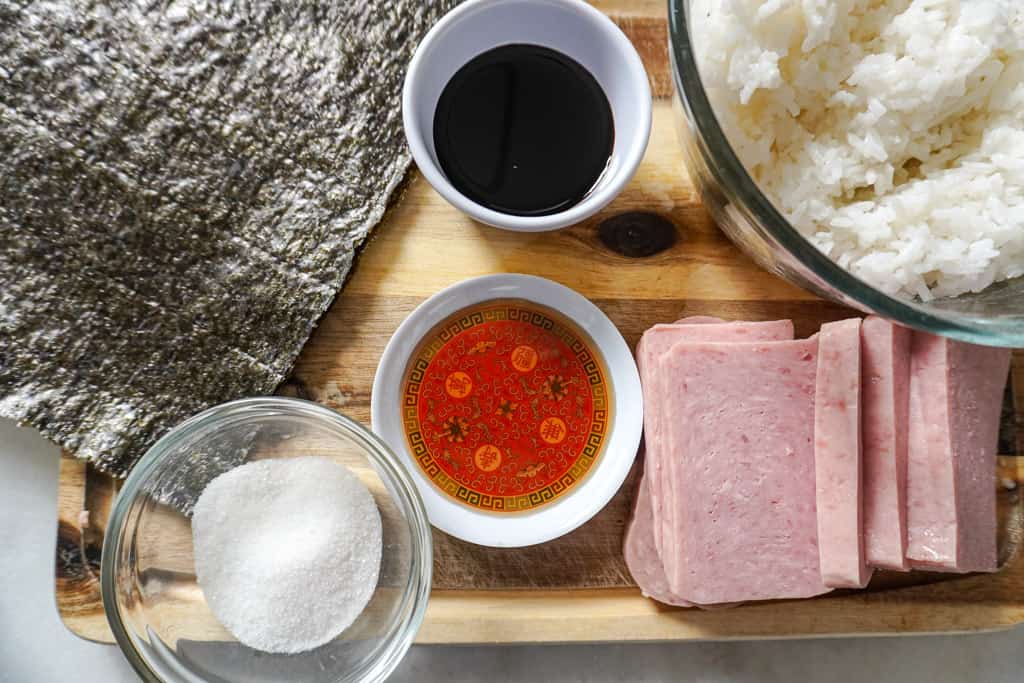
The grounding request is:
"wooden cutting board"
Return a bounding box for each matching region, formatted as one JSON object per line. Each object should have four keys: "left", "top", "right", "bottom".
{"left": 54, "top": 0, "right": 1024, "bottom": 644}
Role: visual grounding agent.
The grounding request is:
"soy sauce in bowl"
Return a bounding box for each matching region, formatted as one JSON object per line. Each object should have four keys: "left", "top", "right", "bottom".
{"left": 432, "top": 44, "right": 614, "bottom": 217}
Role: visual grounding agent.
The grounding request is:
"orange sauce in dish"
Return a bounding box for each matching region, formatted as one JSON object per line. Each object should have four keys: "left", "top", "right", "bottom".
{"left": 401, "top": 300, "right": 611, "bottom": 513}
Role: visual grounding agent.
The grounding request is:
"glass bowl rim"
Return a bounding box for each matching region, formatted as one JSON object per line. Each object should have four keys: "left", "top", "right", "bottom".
{"left": 100, "top": 396, "right": 434, "bottom": 683}
{"left": 667, "top": 0, "right": 1022, "bottom": 347}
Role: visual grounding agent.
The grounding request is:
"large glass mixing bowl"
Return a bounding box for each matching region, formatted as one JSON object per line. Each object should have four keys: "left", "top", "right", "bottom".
{"left": 668, "top": 0, "right": 1024, "bottom": 347}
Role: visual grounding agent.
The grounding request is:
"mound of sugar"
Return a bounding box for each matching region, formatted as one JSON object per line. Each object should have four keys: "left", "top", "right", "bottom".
{"left": 191, "top": 456, "right": 382, "bottom": 654}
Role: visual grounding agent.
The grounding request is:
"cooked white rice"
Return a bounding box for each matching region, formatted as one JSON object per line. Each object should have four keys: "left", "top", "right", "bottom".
{"left": 691, "top": 0, "right": 1024, "bottom": 300}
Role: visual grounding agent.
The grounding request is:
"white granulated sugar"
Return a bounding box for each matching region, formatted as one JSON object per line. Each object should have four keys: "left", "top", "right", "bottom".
{"left": 191, "top": 456, "right": 382, "bottom": 654}
{"left": 692, "top": 0, "right": 1024, "bottom": 300}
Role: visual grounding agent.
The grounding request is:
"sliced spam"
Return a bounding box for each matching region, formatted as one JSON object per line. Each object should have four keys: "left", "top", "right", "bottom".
{"left": 628, "top": 315, "right": 1010, "bottom": 608}
{"left": 660, "top": 337, "right": 829, "bottom": 603}
{"left": 655, "top": 320, "right": 796, "bottom": 572}
{"left": 637, "top": 317, "right": 723, "bottom": 557}
{"left": 623, "top": 472, "right": 694, "bottom": 607}
{"left": 814, "top": 318, "right": 871, "bottom": 588}
{"left": 636, "top": 318, "right": 794, "bottom": 559}
{"left": 627, "top": 319, "right": 794, "bottom": 603}
{"left": 860, "top": 316, "right": 912, "bottom": 571}
{"left": 906, "top": 333, "right": 1011, "bottom": 573}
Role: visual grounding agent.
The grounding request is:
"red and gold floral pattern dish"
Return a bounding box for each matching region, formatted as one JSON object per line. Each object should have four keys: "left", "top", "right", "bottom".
{"left": 401, "top": 300, "right": 611, "bottom": 513}
{"left": 372, "top": 274, "right": 642, "bottom": 547}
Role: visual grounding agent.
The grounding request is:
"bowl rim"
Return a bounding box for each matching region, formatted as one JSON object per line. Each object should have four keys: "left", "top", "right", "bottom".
{"left": 667, "top": 0, "right": 1021, "bottom": 348}
{"left": 402, "top": 0, "right": 652, "bottom": 232}
{"left": 371, "top": 273, "right": 643, "bottom": 547}
{"left": 100, "top": 396, "right": 434, "bottom": 683}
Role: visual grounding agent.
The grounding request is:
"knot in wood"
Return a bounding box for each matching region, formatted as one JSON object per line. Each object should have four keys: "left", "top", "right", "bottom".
{"left": 597, "top": 212, "right": 677, "bottom": 258}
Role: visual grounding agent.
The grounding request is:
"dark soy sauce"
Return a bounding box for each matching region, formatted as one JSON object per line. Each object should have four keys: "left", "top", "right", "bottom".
{"left": 433, "top": 44, "right": 614, "bottom": 217}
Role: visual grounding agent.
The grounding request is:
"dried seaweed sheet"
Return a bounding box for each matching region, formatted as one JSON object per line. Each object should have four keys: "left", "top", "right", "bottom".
{"left": 0, "top": 0, "right": 455, "bottom": 494}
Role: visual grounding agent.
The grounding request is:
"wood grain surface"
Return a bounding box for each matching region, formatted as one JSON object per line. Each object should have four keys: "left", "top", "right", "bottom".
{"left": 54, "top": 2, "right": 1024, "bottom": 644}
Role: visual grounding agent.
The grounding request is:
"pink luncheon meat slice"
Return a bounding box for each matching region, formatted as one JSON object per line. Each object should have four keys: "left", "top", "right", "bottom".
{"left": 648, "top": 321, "right": 795, "bottom": 574}
{"left": 637, "top": 317, "right": 721, "bottom": 556}
{"left": 860, "top": 316, "right": 911, "bottom": 571}
{"left": 623, "top": 473, "right": 693, "bottom": 607}
{"left": 661, "top": 338, "right": 829, "bottom": 603}
{"left": 906, "top": 333, "right": 1010, "bottom": 573}
{"left": 814, "top": 319, "right": 871, "bottom": 589}
{"left": 638, "top": 318, "right": 794, "bottom": 558}
{"left": 627, "top": 318, "right": 793, "bottom": 604}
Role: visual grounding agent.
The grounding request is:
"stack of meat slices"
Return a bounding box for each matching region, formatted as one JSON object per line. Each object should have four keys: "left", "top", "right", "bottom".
{"left": 624, "top": 316, "right": 1011, "bottom": 607}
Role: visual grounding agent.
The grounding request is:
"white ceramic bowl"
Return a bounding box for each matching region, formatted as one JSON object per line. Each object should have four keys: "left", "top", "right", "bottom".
{"left": 371, "top": 274, "right": 643, "bottom": 547}
{"left": 403, "top": 0, "right": 652, "bottom": 232}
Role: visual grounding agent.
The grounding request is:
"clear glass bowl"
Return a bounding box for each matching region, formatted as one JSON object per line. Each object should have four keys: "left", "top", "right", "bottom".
{"left": 668, "top": 0, "right": 1024, "bottom": 347}
{"left": 101, "top": 398, "right": 432, "bottom": 683}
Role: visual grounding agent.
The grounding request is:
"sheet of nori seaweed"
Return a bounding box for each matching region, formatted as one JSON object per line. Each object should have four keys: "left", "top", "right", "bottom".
{"left": 0, "top": 1, "right": 455, "bottom": 504}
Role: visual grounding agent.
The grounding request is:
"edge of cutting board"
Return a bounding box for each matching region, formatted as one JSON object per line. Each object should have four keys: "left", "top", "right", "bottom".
{"left": 55, "top": 456, "right": 1024, "bottom": 645}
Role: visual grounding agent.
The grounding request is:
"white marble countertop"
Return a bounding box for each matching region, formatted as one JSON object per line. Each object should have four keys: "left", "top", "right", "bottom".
{"left": 1, "top": 417, "right": 1021, "bottom": 683}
